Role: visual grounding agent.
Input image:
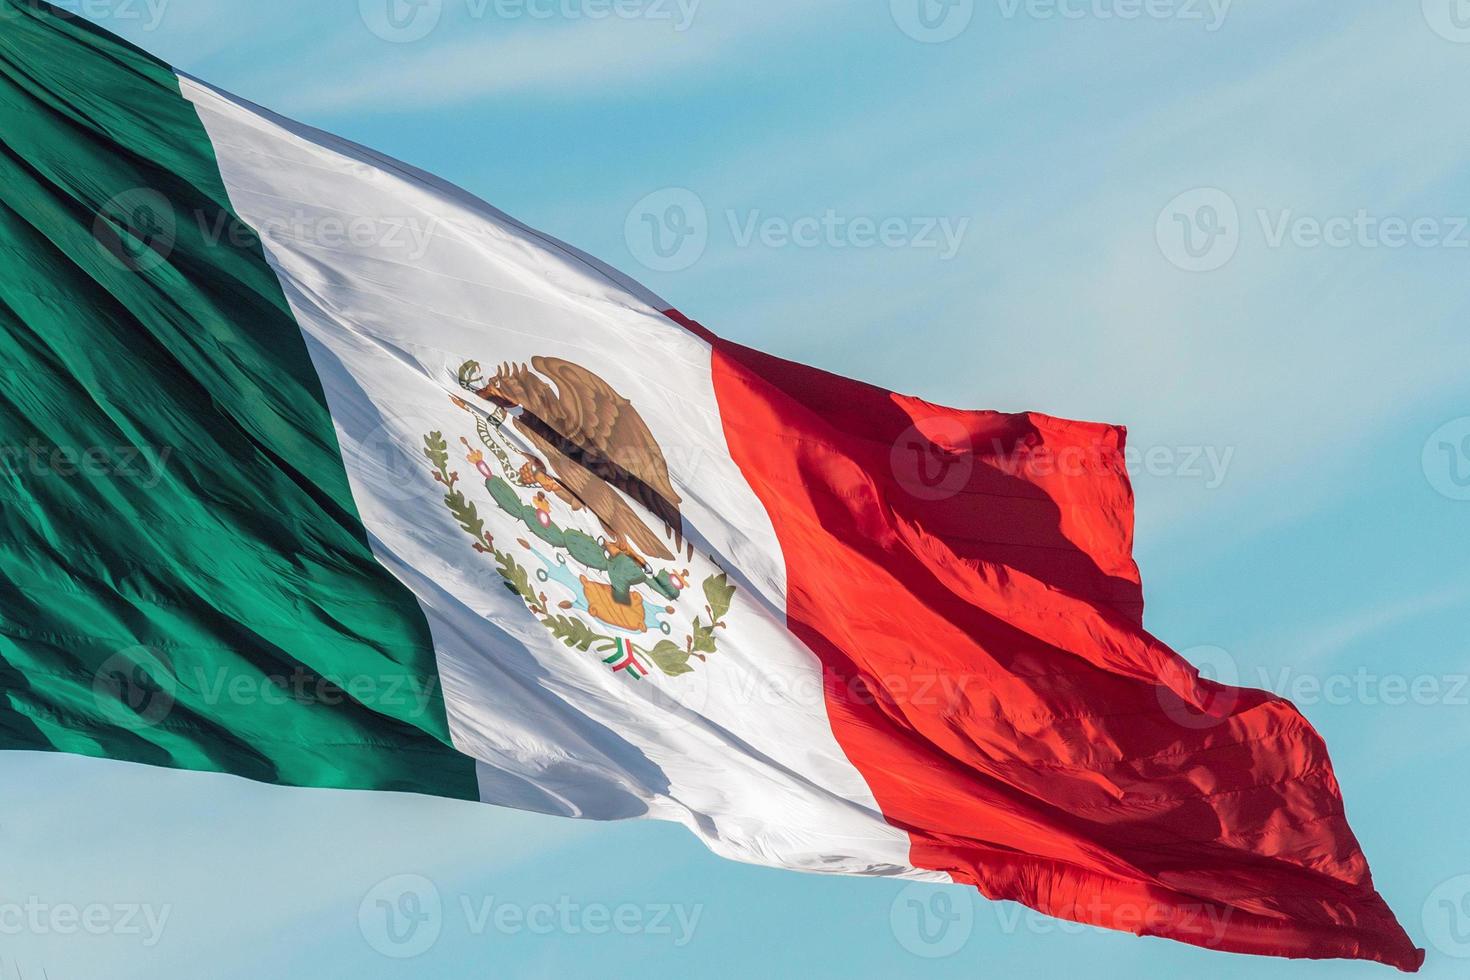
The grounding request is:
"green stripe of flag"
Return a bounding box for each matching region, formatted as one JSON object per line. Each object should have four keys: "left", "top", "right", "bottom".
{"left": 0, "top": 1, "right": 476, "bottom": 798}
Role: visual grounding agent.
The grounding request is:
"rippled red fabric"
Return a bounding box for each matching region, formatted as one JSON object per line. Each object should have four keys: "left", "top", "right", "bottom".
{"left": 669, "top": 309, "right": 1422, "bottom": 971}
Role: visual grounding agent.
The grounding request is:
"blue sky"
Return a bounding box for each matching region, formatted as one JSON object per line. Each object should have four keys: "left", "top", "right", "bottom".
{"left": 3, "top": 1, "right": 1468, "bottom": 977}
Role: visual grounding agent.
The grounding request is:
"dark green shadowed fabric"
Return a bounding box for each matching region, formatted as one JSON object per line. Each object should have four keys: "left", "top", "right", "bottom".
{"left": 0, "top": 2, "right": 477, "bottom": 798}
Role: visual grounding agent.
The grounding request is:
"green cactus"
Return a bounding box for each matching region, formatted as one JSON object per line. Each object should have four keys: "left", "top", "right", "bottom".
{"left": 486, "top": 477, "right": 680, "bottom": 603}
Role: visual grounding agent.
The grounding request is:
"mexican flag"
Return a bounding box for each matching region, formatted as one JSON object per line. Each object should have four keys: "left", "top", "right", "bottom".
{"left": 0, "top": 2, "right": 1422, "bottom": 970}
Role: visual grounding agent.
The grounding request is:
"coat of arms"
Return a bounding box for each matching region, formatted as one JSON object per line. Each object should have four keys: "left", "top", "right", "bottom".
{"left": 423, "top": 357, "right": 735, "bottom": 680}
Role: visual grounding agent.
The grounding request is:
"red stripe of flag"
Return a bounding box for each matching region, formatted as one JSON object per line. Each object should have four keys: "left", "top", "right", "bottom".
{"left": 668, "top": 308, "right": 1423, "bottom": 972}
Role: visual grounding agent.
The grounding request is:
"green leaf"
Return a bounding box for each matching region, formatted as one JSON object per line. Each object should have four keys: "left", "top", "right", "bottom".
{"left": 423, "top": 431, "right": 449, "bottom": 487}
{"left": 496, "top": 551, "right": 535, "bottom": 605}
{"left": 702, "top": 572, "right": 735, "bottom": 621}
{"left": 543, "top": 615, "right": 610, "bottom": 652}
{"left": 425, "top": 430, "right": 488, "bottom": 544}
{"left": 447, "top": 489, "right": 487, "bottom": 544}
{"left": 423, "top": 431, "right": 449, "bottom": 477}
{"left": 690, "top": 621, "right": 718, "bottom": 655}
{"left": 648, "top": 640, "right": 694, "bottom": 677}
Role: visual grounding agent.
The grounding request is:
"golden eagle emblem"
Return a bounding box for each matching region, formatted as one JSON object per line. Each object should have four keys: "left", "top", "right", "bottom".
{"left": 467, "top": 356, "right": 687, "bottom": 565}
{"left": 421, "top": 357, "right": 735, "bottom": 682}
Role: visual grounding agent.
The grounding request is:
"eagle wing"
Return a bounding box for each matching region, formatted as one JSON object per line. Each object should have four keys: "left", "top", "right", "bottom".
{"left": 520, "top": 431, "right": 675, "bottom": 563}
{"left": 527, "top": 356, "right": 685, "bottom": 556}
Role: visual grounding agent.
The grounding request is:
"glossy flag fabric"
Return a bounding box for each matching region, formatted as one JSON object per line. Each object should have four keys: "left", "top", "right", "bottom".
{"left": 0, "top": 2, "right": 1422, "bottom": 970}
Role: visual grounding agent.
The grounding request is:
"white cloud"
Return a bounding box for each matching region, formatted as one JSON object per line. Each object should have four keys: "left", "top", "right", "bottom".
{"left": 1274, "top": 582, "right": 1470, "bottom": 666}
{"left": 287, "top": 0, "right": 843, "bottom": 114}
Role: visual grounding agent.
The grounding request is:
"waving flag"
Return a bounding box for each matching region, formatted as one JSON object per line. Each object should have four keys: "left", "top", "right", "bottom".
{"left": 0, "top": 3, "right": 1422, "bottom": 970}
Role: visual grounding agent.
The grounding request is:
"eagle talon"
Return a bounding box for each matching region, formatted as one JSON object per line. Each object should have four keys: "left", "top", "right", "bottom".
{"left": 605, "top": 536, "right": 651, "bottom": 574}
